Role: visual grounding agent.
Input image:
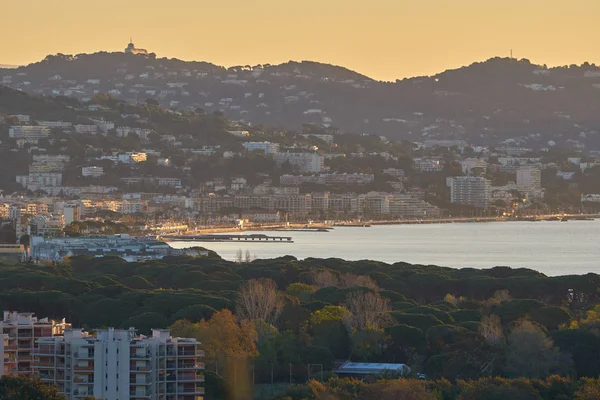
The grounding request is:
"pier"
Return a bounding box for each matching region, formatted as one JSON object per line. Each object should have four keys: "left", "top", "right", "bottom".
{"left": 162, "top": 234, "right": 294, "bottom": 243}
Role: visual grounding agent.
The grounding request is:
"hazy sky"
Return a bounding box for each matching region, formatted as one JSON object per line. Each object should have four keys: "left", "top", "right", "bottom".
{"left": 2, "top": 0, "right": 599, "bottom": 80}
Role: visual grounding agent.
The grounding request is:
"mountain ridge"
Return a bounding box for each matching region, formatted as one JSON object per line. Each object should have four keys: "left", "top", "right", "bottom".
{"left": 3, "top": 52, "right": 600, "bottom": 148}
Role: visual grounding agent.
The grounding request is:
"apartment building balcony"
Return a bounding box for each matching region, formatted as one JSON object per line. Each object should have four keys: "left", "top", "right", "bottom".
{"left": 130, "top": 352, "right": 151, "bottom": 359}
{"left": 73, "top": 364, "right": 94, "bottom": 372}
{"left": 72, "top": 389, "right": 93, "bottom": 398}
{"left": 130, "top": 378, "right": 151, "bottom": 386}
{"left": 129, "top": 389, "right": 152, "bottom": 398}
{"left": 33, "top": 360, "right": 55, "bottom": 368}
{"left": 4, "top": 345, "right": 17, "bottom": 351}
{"left": 177, "top": 351, "right": 197, "bottom": 359}
{"left": 172, "top": 373, "right": 204, "bottom": 383}
{"left": 173, "top": 385, "right": 205, "bottom": 396}
{"left": 33, "top": 348, "right": 56, "bottom": 356}
{"left": 167, "top": 362, "right": 204, "bottom": 370}
{"left": 130, "top": 366, "right": 152, "bottom": 373}
{"left": 18, "top": 354, "right": 33, "bottom": 361}
{"left": 73, "top": 351, "right": 94, "bottom": 359}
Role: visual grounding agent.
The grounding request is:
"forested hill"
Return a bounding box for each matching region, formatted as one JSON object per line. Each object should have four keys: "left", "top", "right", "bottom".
{"left": 4, "top": 53, "right": 600, "bottom": 148}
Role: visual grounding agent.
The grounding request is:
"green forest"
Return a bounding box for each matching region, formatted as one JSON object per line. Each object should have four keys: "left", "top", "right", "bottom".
{"left": 2, "top": 253, "right": 600, "bottom": 399}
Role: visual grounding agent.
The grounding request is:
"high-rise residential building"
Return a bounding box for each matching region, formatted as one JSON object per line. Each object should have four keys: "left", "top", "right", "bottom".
{"left": 1, "top": 333, "right": 17, "bottom": 376}
{"left": 34, "top": 328, "right": 204, "bottom": 400}
{"left": 449, "top": 176, "right": 491, "bottom": 208}
{"left": 516, "top": 166, "right": 542, "bottom": 198}
{"left": 0, "top": 311, "right": 71, "bottom": 377}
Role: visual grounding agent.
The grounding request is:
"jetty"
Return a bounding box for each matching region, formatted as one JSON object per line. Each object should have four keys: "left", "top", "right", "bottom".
{"left": 162, "top": 234, "right": 294, "bottom": 243}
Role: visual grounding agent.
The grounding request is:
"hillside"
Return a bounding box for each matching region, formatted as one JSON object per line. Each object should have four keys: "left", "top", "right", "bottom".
{"left": 3, "top": 53, "right": 600, "bottom": 148}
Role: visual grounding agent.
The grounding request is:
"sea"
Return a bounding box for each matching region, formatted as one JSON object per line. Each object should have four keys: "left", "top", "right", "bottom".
{"left": 167, "top": 220, "right": 600, "bottom": 276}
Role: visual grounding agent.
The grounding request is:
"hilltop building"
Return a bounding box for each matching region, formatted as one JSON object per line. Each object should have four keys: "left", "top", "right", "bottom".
{"left": 124, "top": 40, "right": 148, "bottom": 55}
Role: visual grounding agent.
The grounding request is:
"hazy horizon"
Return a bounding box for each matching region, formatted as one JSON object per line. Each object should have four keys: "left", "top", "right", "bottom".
{"left": 2, "top": 0, "right": 600, "bottom": 80}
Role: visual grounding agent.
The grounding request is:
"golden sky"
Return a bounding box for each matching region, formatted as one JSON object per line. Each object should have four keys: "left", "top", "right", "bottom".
{"left": 2, "top": 0, "right": 599, "bottom": 80}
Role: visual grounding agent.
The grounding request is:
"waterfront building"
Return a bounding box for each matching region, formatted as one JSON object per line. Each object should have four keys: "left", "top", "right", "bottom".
{"left": 388, "top": 194, "right": 441, "bottom": 218}
{"left": 449, "top": 176, "right": 491, "bottom": 208}
{"left": 30, "top": 235, "right": 172, "bottom": 262}
{"left": 516, "top": 166, "right": 542, "bottom": 199}
{"left": 34, "top": 327, "right": 204, "bottom": 400}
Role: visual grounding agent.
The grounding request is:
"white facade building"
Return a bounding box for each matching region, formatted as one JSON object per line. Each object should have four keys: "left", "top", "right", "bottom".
{"left": 460, "top": 158, "right": 487, "bottom": 175}
{"left": 34, "top": 328, "right": 204, "bottom": 400}
{"left": 274, "top": 152, "right": 324, "bottom": 173}
{"left": 82, "top": 166, "right": 105, "bottom": 177}
{"left": 413, "top": 158, "right": 443, "bottom": 172}
{"left": 16, "top": 173, "right": 63, "bottom": 190}
{"left": 74, "top": 124, "right": 99, "bottom": 135}
{"left": 516, "top": 166, "right": 542, "bottom": 199}
{"left": 449, "top": 176, "right": 491, "bottom": 208}
{"left": 242, "top": 141, "right": 280, "bottom": 154}
{"left": 9, "top": 126, "right": 50, "bottom": 140}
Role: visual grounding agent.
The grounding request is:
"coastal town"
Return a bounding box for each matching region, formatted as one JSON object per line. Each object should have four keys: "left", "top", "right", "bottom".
{"left": 5, "top": 3, "right": 600, "bottom": 398}
{"left": 1, "top": 46, "right": 600, "bottom": 263}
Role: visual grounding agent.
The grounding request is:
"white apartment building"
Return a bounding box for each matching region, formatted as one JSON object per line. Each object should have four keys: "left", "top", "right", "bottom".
{"left": 359, "top": 192, "right": 392, "bottom": 215}
{"left": 242, "top": 141, "right": 280, "bottom": 154}
{"left": 37, "top": 121, "right": 73, "bottom": 130}
{"left": 95, "top": 121, "right": 115, "bottom": 134}
{"left": 280, "top": 173, "right": 374, "bottom": 186}
{"left": 9, "top": 125, "right": 50, "bottom": 140}
{"left": 0, "top": 311, "right": 71, "bottom": 377}
{"left": 120, "top": 200, "right": 148, "bottom": 214}
{"left": 449, "top": 176, "right": 491, "bottom": 208}
{"left": 383, "top": 168, "right": 405, "bottom": 179}
{"left": 16, "top": 173, "right": 63, "bottom": 190}
{"left": 274, "top": 152, "right": 324, "bottom": 173}
{"left": 460, "top": 158, "right": 487, "bottom": 175}
{"left": 63, "top": 204, "right": 81, "bottom": 224}
{"left": 29, "top": 155, "right": 70, "bottom": 173}
{"left": 413, "top": 158, "right": 443, "bottom": 172}
{"left": 82, "top": 166, "right": 105, "bottom": 177}
{"left": 74, "top": 125, "right": 99, "bottom": 135}
{"left": 516, "top": 166, "right": 542, "bottom": 199}
{"left": 34, "top": 328, "right": 204, "bottom": 400}
{"left": 389, "top": 194, "right": 441, "bottom": 218}
{"left": 154, "top": 178, "right": 182, "bottom": 188}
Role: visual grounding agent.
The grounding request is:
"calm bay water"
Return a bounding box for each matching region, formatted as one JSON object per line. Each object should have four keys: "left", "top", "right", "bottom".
{"left": 168, "top": 220, "right": 600, "bottom": 276}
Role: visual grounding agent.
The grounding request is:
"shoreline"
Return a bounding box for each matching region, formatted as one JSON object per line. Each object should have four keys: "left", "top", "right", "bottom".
{"left": 162, "top": 213, "right": 599, "bottom": 237}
